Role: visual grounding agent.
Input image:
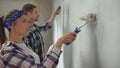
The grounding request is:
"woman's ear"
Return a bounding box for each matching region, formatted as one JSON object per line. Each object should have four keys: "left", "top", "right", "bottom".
{"left": 10, "top": 21, "right": 16, "bottom": 30}
{"left": 10, "top": 23, "right": 14, "bottom": 30}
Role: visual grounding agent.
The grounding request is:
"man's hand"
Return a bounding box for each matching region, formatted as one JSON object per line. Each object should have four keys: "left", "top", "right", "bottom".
{"left": 55, "top": 6, "right": 61, "bottom": 15}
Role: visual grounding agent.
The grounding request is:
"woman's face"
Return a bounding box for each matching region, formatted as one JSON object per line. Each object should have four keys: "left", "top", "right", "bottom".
{"left": 11, "top": 15, "right": 31, "bottom": 36}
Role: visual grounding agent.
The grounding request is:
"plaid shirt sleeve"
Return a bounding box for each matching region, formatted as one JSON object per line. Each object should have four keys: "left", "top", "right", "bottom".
{"left": 0, "top": 43, "right": 62, "bottom": 68}
{"left": 35, "top": 22, "right": 52, "bottom": 32}
{"left": 41, "top": 46, "right": 62, "bottom": 68}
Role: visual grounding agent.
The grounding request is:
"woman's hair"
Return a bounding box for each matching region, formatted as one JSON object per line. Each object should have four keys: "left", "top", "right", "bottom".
{"left": 4, "top": 9, "right": 25, "bottom": 30}
{"left": 0, "top": 16, "right": 6, "bottom": 47}
{"left": 4, "top": 9, "right": 19, "bottom": 31}
{"left": 4, "top": 9, "right": 19, "bottom": 22}
{"left": 0, "top": 9, "right": 24, "bottom": 47}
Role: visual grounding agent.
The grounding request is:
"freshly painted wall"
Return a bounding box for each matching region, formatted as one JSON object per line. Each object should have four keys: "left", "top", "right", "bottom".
{"left": 53, "top": 0, "right": 120, "bottom": 68}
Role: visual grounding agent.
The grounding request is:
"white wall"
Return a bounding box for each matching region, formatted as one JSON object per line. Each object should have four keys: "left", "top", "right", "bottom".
{"left": 52, "top": 0, "right": 65, "bottom": 68}
{"left": 53, "top": 0, "right": 98, "bottom": 68}
{"left": 69, "top": 0, "right": 98, "bottom": 68}
{"left": 0, "top": 0, "right": 52, "bottom": 54}
{"left": 97, "top": 0, "right": 120, "bottom": 68}
{"left": 53, "top": 0, "right": 120, "bottom": 68}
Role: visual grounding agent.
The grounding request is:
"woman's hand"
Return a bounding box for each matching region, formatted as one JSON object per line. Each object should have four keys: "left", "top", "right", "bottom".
{"left": 55, "top": 32, "right": 77, "bottom": 48}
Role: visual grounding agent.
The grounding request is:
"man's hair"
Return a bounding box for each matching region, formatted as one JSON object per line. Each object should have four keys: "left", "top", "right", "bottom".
{"left": 22, "top": 3, "right": 37, "bottom": 13}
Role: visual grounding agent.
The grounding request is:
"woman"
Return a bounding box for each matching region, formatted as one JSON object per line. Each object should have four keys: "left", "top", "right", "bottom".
{"left": 0, "top": 9, "right": 76, "bottom": 68}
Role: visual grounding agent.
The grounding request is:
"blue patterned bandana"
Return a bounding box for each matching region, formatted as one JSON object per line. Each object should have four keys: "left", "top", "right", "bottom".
{"left": 4, "top": 10, "right": 25, "bottom": 29}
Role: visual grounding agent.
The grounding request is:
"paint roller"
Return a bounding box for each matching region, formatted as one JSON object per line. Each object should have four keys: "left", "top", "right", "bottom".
{"left": 65, "top": 13, "right": 96, "bottom": 45}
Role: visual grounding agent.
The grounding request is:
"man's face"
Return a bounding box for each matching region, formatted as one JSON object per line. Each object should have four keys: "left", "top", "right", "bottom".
{"left": 31, "top": 8, "right": 39, "bottom": 21}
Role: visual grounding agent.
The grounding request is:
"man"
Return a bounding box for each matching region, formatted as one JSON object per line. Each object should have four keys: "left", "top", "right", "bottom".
{"left": 22, "top": 3, "right": 61, "bottom": 62}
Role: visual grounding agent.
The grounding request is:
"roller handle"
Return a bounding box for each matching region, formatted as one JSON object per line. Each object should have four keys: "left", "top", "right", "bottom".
{"left": 65, "top": 27, "right": 81, "bottom": 45}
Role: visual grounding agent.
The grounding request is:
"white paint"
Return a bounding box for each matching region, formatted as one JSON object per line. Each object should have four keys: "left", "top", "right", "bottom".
{"left": 68, "top": 0, "right": 98, "bottom": 68}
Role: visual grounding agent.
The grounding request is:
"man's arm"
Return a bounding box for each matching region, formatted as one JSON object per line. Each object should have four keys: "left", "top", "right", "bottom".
{"left": 34, "top": 6, "right": 61, "bottom": 31}
{"left": 48, "top": 6, "right": 61, "bottom": 25}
